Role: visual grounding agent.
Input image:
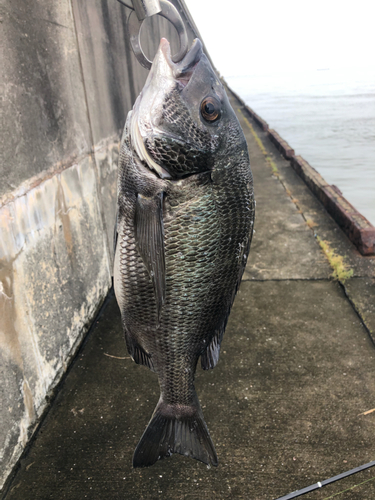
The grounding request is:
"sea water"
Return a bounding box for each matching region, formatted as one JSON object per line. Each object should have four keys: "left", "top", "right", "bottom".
{"left": 226, "top": 67, "right": 375, "bottom": 225}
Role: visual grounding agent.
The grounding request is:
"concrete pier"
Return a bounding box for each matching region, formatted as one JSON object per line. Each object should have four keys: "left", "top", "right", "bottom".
{"left": 2, "top": 90, "right": 374, "bottom": 499}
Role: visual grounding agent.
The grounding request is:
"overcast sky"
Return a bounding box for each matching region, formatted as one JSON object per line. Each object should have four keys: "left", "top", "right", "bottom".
{"left": 185, "top": 0, "right": 374, "bottom": 76}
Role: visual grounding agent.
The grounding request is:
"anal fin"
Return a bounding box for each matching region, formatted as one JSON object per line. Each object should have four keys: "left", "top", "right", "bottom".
{"left": 134, "top": 192, "right": 165, "bottom": 318}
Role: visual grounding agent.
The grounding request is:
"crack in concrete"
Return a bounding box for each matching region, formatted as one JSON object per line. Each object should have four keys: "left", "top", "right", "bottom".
{"left": 341, "top": 282, "right": 375, "bottom": 348}
{"left": 236, "top": 104, "right": 374, "bottom": 348}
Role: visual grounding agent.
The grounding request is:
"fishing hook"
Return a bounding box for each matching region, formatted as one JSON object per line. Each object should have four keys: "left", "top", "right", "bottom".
{"left": 117, "top": 0, "right": 188, "bottom": 70}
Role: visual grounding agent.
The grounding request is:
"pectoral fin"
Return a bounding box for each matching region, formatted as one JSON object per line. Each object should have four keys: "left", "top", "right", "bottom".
{"left": 113, "top": 208, "right": 118, "bottom": 258}
{"left": 134, "top": 192, "right": 165, "bottom": 318}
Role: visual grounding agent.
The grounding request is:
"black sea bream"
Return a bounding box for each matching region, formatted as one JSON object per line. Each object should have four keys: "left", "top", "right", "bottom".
{"left": 114, "top": 38, "right": 255, "bottom": 467}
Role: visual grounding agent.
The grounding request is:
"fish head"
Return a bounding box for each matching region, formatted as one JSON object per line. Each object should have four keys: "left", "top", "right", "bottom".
{"left": 131, "top": 38, "right": 245, "bottom": 179}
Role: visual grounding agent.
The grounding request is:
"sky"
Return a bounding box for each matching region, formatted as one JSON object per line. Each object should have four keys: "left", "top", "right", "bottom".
{"left": 185, "top": 0, "right": 375, "bottom": 77}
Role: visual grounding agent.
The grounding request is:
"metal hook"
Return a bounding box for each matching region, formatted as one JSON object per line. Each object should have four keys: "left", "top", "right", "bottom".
{"left": 119, "top": 0, "right": 188, "bottom": 70}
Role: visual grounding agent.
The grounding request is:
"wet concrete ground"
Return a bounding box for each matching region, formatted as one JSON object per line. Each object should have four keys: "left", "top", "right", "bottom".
{"left": 2, "top": 92, "right": 374, "bottom": 499}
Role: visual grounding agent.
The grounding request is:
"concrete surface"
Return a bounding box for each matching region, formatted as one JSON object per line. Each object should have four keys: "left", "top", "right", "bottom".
{"left": 2, "top": 91, "right": 374, "bottom": 499}
{"left": 233, "top": 92, "right": 375, "bottom": 256}
{"left": 0, "top": 0, "right": 197, "bottom": 489}
{"left": 0, "top": 154, "right": 113, "bottom": 490}
{"left": 1, "top": 0, "right": 91, "bottom": 197}
{"left": 343, "top": 278, "right": 375, "bottom": 344}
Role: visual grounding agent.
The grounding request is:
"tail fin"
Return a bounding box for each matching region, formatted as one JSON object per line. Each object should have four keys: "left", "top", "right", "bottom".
{"left": 133, "top": 396, "right": 218, "bottom": 468}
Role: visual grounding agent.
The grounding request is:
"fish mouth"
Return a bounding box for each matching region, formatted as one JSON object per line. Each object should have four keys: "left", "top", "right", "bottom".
{"left": 159, "top": 38, "right": 203, "bottom": 87}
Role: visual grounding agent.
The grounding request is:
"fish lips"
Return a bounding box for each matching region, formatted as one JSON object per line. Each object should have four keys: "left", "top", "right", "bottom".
{"left": 159, "top": 38, "right": 203, "bottom": 88}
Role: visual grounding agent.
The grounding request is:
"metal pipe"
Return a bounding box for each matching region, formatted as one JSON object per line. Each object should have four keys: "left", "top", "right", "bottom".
{"left": 131, "top": 0, "right": 161, "bottom": 21}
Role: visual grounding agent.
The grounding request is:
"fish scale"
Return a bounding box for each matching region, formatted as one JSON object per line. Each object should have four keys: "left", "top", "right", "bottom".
{"left": 114, "top": 38, "right": 254, "bottom": 468}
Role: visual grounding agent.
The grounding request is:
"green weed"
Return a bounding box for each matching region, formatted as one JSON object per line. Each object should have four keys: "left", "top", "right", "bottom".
{"left": 317, "top": 237, "right": 354, "bottom": 283}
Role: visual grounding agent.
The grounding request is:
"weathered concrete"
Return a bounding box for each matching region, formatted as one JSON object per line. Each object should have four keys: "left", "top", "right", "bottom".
{"left": 242, "top": 145, "right": 331, "bottom": 281}
{"left": 2, "top": 90, "right": 374, "bottom": 499}
{"left": 343, "top": 278, "right": 375, "bottom": 345}
{"left": 0, "top": 153, "right": 112, "bottom": 488}
{"left": 290, "top": 156, "right": 375, "bottom": 256}
{"left": 1, "top": 0, "right": 92, "bottom": 198}
{"left": 0, "top": 0, "right": 197, "bottom": 489}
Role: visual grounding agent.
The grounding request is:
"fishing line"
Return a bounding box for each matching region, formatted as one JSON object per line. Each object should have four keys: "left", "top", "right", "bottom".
{"left": 274, "top": 460, "right": 375, "bottom": 500}
{"left": 322, "top": 476, "right": 375, "bottom": 500}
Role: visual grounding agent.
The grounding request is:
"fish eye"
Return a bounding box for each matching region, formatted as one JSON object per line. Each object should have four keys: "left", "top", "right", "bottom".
{"left": 200, "top": 96, "right": 221, "bottom": 122}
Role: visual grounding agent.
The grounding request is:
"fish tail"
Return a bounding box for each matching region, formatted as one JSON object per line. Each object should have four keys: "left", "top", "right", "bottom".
{"left": 133, "top": 395, "right": 218, "bottom": 468}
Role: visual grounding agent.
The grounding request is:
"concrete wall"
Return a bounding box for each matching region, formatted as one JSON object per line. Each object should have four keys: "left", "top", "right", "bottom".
{"left": 0, "top": 0, "right": 197, "bottom": 488}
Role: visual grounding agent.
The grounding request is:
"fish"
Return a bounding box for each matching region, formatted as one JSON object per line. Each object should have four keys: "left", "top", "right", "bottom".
{"left": 114, "top": 37, "right": 255, "bottom": 468}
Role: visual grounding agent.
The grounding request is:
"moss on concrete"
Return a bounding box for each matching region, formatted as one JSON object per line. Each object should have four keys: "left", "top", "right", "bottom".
{"left": 317, "top": 237, "right": 354, "bottom": 283}
{"left": 238, "top": 110, "right": 279, "bottom": 175}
